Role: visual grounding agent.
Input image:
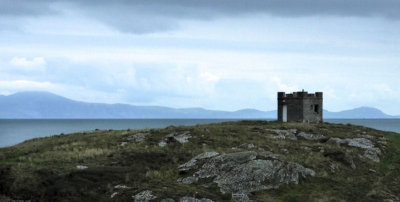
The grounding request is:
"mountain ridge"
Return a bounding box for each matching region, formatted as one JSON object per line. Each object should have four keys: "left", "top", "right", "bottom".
{"left": 0, "top": 91, "right": 398, "bottom": 119}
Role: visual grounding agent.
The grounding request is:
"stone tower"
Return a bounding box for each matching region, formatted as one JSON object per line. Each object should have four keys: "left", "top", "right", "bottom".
{"left": 277, "top": 90, "right": 323, "bottom": 122}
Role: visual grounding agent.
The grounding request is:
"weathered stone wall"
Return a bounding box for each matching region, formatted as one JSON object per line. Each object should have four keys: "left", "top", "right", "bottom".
{"left": 278, "top": 91, "right": 323, "bottom": 122}
{"left": 302, "top": 97, "right": 322, "bottom": 122}
{"left": 277, "top": 92, "right": 285, "bottom": 122}
{"left": 287, "top": 97, "right": 304, "bottom": 122}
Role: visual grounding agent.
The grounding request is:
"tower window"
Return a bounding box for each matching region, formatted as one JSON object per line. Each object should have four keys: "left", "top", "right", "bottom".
{"left": 314, "top": 104, "right": 319, "bottom": 113}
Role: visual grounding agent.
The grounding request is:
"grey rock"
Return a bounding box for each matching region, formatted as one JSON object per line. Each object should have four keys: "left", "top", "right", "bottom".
{"left": 127, "top": 133, "right": 150, "bottom": 143}
{"left": 383, "top": 194, "right": 400, "bottom": 202}
{"left": 133, "top": 190, "right": 157, "bottom": 202}
{"left": 281, "top": 148, "right": 289, "bottom": 154}
{"left": 328, "top": 137, "right": 374, "bottom": 149}
{"left": 358, "top": 134, "right": 375, "bottom": 140}
{"left": 327, "top": 137, "right": 381, "bottom": 163}
{"left": 239, "top": 143, "right": 255, "bottom": 149}
{"left": 268, "top": 129, "right": 297, "bottom": 140}
{"left": 363, "top": 147, "right": 381, "bottom": 163}
{"left": 378, "top": 137, "right": 388, "bottom": 146}
{"left": 159, "top": 131, "right": 191, "bottom": 147}
{"left": 327, "top": 138, "right": 347, "bottom": 146}
{"left": 346, "top": 138, "right": 374, "bottom": 149}
{"left": 195, "top": 151, "right": 220, "bottom": 159}
{"left": 114, "top": 184, "right": 128, "bottom": 189}
{"left": 110, "top": 192, "right": 118, "bottom": 199}
{"left": 329, "top": 162, "right": 339, "bottom": 173}
{"left": 231, "top": 193, "right": 250, "bottom": 202}
{"left": 120, "top": 142, "right": 128, "bottom": 146}
{"left": 178, "top": 151, "right": 315, "bottom": 194}
{"left": 178, "top": 176, "right": 197, "bottom": 184}
{"left": 172, "top": 131, "right": 192, "bottom": 144}
{"left": 269, "top": 129, "right": 325, "bottom": 141}
{"left": 158, "top": 141, "right": 167, "bottom": 147}
{"left": 324, "top": 151, "right": 356, "bottom": 169}
{"left": 257, "top": 152, "right": 285, "bottom": 160}
{"left": 178, "top": 151, "right": 220, "bottom": 171}
{"left": 76, "top": 165, "right": 88, "bottom": 170}
{"left": 297, "top": 132, "right": 325, "bottom": 140}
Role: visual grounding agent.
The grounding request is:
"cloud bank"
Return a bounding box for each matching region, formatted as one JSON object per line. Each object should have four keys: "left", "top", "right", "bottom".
{"left": 1, "top": 0, "right": 400, "bottom": 33}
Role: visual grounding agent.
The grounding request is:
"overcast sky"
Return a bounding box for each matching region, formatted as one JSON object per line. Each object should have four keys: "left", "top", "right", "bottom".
{"left": 0, "top": 0, "right": 399, "bottom": 114}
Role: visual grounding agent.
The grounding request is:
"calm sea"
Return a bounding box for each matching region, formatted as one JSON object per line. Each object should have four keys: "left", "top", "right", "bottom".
{"left": 0, "top": 119, "right": 399, "bottom": 148}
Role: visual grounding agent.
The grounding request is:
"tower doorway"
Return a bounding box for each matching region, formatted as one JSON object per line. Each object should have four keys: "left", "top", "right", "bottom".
{"left": 282, "top": 105, "right": 287, "bottom": 122}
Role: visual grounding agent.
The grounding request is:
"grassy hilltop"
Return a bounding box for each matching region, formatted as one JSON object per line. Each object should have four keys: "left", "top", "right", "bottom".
{"left": 0, "top": 121, "right": 399, "bottom": 201}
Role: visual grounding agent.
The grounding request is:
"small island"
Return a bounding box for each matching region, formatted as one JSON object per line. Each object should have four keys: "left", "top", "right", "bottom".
{"left": 0, "top": 121, "right": 399, "bottom": 201}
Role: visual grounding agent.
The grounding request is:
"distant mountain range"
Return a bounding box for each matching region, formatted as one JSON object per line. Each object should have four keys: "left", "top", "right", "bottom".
{"left": 0, "top": 91, "right": 398, "bottom": 119}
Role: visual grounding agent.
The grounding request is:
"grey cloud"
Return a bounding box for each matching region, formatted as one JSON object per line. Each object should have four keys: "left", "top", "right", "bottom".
{"left": 1, "top": 0, "right": 400, "bottom": 33}
{"left": 0, "top": 0, "right": 56, "bottom": 17}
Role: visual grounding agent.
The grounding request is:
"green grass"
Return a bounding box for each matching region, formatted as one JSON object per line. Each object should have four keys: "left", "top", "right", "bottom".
{"left": 0, "top": 120, "right": 399, "bottom": 201}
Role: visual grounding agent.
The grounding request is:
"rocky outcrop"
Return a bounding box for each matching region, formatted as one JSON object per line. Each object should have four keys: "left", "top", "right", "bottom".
{"left": 159, "top": 131, "right": 191, "bottom": 147}
{"left": 363, "top": 148, "right": 381, "bottom": 163}
{"left": 133, "top": 190, "right": 157, "bottom": 202}
{"left": 268, "top": 129, "right": 298, "bottom": 140}
{"left": 127, "top": 133, "right": 150, "bottom": 143}
{"left": 111, "top": 192, "right": 118, "bottom": 199}
{"left": 268, "top": 129, "right": 325, "bottom": 141}
{"left": 328, "top": 137, "right": 373, "bottom": 149}
{"left": 178, "top": 152, "right": 220, "bottom": 171}
{"left": 76, "top": 165, "right": 88, "bottom": 170}
{"left": 327, "top": 137, "right": 381, "bottom": 162}
{"left": 231, "top": 193, "right": 250, "bottom": 202}
{"left": 324, "top": 151, "right": 356, "bottom": 169}
{"left": 297, "top": 132, "right": 325, "bottom": 140}
{"left": 178, "top": 151, "right": 315, "bottom": 198}
{"left": 114, "top": 184, "right": 129, "bottom": 189}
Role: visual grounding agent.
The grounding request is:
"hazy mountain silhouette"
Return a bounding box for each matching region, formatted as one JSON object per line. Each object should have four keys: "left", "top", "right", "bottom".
{"left": 0, "top": 91, "right": 397, "bottom": 119}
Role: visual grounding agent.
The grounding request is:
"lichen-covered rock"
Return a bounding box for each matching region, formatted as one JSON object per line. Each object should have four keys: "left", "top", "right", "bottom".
{"left": 328, "top": 137, "right": 373, "bottom": 149}
{"left": 327, "top": 137, "right": 381, "bottom": 162}
{"left": 158, "top": 141, "right": 167, "bottom": 147}
{"left": 133, "top": 190, "right": 157, "bottom": 202}
{"left": 114, "top": 184, "right": 129, "bottom": 189}
{"left": 327, "top": 138, "right": 347, "bottom": 146}
{"left": 172, "top": 131, "right": 192, "bottom": 144}
{"left": 324, "top": 151, "right": 356, "bottom": 169}
{"left": 297, "top": 132, "right": 325, "bottom": 140}
{"left": 346, "top": 138, "right": 375, "bottom": 149}
{"left": 328, "top": 162, "right": 339, "bottom": 173}
{"left": 76, "top": 165, "right": 88, "bottom": 170}
{"left": 178, "top": 151, "right": 315, "bottom": 194}
{"left": 363, "top": 147, "right": 381, "bottom": 163}
{"left": 159, "top": 131, "right": 191, "bottom": 147}
{"left": 268, "top": 129, "right": 297, "bottom": 140}
{"left": 111, "top": 192, "right": 118, "bottom": 198}
{"left": 231, "top": 193, "right": 250, "bottom": 202}
{"left": 127, "top": 133, "right": 150, "bottom": 143}
{"left": 239, "top": 143, "right": 255, "bottom": 149}
{"left": 268, "top": 129, "right": 325, "bottom": 141}
{"left": 178, "top": 151, "right": 219, "bottom": 171}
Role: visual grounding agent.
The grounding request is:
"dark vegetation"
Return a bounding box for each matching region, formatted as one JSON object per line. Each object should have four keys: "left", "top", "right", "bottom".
{"left": 0, "top": 121, "right": 399, "bottom": 201}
